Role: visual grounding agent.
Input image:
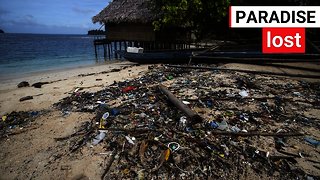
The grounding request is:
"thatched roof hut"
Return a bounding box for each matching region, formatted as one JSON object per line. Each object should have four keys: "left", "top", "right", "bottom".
{"left": 92, "top": 0, "right": 190, "bottom": 49}
{"left": 92, "top": 0, "right": 157, "bottom": 24}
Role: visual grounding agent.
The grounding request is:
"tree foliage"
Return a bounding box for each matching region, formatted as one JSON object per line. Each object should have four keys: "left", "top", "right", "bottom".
{"left": 152, "top": 0, "right": 230, "bottom": 39}
{"left": 152, "top": 0, "right": 320, "bottom": 40}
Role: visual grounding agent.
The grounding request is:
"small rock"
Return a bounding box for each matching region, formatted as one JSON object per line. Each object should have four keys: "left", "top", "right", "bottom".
{"left": 17, "top": 81, "right": 29, "bottom": 88}
{"left": 32, "top": 82, "right": 49, "bottom": 88}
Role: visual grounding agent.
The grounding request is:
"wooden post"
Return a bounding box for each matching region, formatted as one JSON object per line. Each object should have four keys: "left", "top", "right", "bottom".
{"left": 110, "top": 42, "right": 113, "bottom": 59}
{"left": 114, "top": 41, "right": 118, "bottom": 59}
{"left": 106, "top": 44, "right": 109, "bottom": 59}
{"left": 103, "top": 44, "right": 106, "bottom": 60}
{"left": 108, "top": 43, "right": 111, "bottom": 59}
{"left": 94, "top": 44, "right": 98, "bottom": 60}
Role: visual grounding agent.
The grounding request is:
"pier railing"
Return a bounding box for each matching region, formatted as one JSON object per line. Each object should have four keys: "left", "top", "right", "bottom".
{"left": 93, "top": 39, "right": 194, "bottom": 60}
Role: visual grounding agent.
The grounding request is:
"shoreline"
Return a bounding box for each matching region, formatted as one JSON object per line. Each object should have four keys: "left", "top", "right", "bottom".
{"left": 0, "top": 60, "right": 125, "bottom": 83}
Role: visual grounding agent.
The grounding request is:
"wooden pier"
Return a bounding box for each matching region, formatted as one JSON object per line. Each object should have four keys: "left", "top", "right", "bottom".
{"left": 94, "top": 39, "right": 192, "bottom": 60}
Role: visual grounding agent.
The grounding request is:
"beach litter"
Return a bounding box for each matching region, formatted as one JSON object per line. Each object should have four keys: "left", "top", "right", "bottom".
{"left": 0, "top": 110, "right": 46, "bottom": 137}
{"left": 52, "top": 64, "right": 320, "bottom": 179}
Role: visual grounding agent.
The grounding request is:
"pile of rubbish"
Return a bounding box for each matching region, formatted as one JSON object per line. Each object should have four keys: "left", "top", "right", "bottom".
{"left": 54, "top": 64, "right": 320, "bottom": 179}
{"left": 0, "top": 110, "right": 45, "bottom": 136}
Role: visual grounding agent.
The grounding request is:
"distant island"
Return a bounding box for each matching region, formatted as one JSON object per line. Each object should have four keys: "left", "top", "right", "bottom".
{"left": 0, "top": 29, "right": 4, "bottom": 33}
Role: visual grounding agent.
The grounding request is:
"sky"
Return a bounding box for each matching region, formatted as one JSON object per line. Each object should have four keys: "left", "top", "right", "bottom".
{"left": 0, "top": 0, "right": 111, "bottom": 34}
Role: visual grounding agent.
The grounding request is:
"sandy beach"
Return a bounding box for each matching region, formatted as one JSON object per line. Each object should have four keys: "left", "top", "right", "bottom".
{"left": 0, "top": 61, "right": 319, "bottom": 179}
{"left": 0, "top": 61, "right": 148, "bottom": 115}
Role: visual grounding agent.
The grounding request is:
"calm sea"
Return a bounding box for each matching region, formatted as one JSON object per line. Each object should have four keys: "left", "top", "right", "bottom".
{"left": 0, "top": 33, "right": 114, "bottom": 80}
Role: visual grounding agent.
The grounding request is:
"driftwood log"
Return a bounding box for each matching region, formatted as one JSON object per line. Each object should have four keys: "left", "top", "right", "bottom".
{"left": 158, "top": 84, "right": 203, "bottom": 124}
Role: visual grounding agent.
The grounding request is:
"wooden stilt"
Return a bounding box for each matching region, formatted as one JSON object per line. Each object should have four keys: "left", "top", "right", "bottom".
{"left": 114, "top": 41, "right": 118, "bottom": 59}
{"left": 108, "top": 43, "right": 111, "bottom": 59}
{"left": 110, "top": 42, "right": 113, "bottom": 59}
{"left": 94, "top": 44, "right": 98, "bottom": 60}
{"left": 119, "top": 41, "right": 122, "bottom": 59}
{"left": 124, "top": 41, "right": 127, "bottom": 51}
{"left": 103, "top": 44, "right": 106, "bottom": 60}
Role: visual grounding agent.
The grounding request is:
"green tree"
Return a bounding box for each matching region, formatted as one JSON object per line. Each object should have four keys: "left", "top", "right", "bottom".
{"left": 152, "top": 0, "right": 230, "bottom": 40}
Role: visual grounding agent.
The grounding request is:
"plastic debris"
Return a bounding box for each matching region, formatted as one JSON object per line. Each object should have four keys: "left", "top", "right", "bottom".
{"left": 224, "top": 111, "right": 234, "bottom": 117}
{"left": 62, "top": 110, "right": 70, "bottom": 117}
{"left": 217, "top": 120, "right": 229, "bottom": 130}
{"left": 125, "top": 135, "right": 135, "bottom": 145}
{"left": 164, "top": 149, "right": 171, "bottom": 161}
{"left": 209, "top": 121, "right": 219, "bottom": 129}
{"left": 230, "top": 125, "right": 241, "bottom": 133}
{"left": 206, "top": 100, "right": 213, "bottom": 108}
{"left": 50, "top": 64, "right": 319, "bottom": 179}
{"left": 111, "top": 109, "right": 120, "bottom": 116}
{"left": 179, "top": 116, "right": 187, "bottom": 130}
{"left": 167, "top": 75, "right": 174, "bottom": 80}
{"left": 92, "top": 131, "right": 106, "bottom": 145}
{"left": 239, "top": 90, "right": 249, "bottom": 97}
{"left": 304, "top": 137, "right": 320, "bottom": 148}
{"left": 293, "top": 92, "right": 302, "bottom": 97}
{"left": 240, "top": 113, "right": 249, "bottom": 122}
{"left": 182, "top": 101, "right": 190, "bottom": 105}
{"left": 137, "top": 170, "right": 145, "bottom": 180}
{"left": 122, "top": 86, "right": 136, "bottom": 93}
{"left": 167, "top": 142, "right": 180, "bottom": 152}
{"left": 99, "top": 112, "right": 109, "bottom": 129}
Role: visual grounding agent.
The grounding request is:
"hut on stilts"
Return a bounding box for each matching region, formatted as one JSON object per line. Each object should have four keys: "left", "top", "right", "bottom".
{"left": 92, "top": 0, "right": 192, "bottom": 60}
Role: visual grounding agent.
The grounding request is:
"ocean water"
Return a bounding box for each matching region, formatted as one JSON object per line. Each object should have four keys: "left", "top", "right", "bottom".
{"left": 0, "top": 33, "right": 113, "bottom": 80}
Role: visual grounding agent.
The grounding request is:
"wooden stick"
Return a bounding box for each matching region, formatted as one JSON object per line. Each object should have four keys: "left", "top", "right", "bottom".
{"left": 102, "top": 150, "right": 118, "bottom": 180}
{"left": 158, "top": 84, "right": 203, "bottom": 124}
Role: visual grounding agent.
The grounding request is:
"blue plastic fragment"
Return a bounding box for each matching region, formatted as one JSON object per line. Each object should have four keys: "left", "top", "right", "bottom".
{"left": 209, "top": 121, "right": 219, "bottom": 129}
{"left": 30, "top": 111, "right": 39, "bottom": 116}
{"left": 111, "top": 109, "right": 120, "bottom": 116}
{"left": 185, "top": 127, "right": 194, "bottom": 132}
{"left": 206, "top": 100, "right": 213, "bottom": 108}
{"left": 304, "top": 137, "right": 320, "bottom": 148}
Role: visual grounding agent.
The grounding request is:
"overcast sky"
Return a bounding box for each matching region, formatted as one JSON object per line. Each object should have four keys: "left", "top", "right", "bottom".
{"left": 0, "top": 0, "right": 110, "bottom": 34}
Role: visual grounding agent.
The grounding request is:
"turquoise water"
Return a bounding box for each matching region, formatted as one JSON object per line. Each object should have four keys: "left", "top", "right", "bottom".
{"left": 0, "top": 33, "right": 111, "bottom": 79}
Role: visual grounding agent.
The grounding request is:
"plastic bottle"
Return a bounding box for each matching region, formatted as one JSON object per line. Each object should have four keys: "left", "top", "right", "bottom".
{"left": 92, "top": 131, "right": 106, "bottom": 145}
{"left": 99, "top": 112, "right": 109, "bottom": 129}
{"left": 178, "top": 116, "right": 187, "bottom": 130}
